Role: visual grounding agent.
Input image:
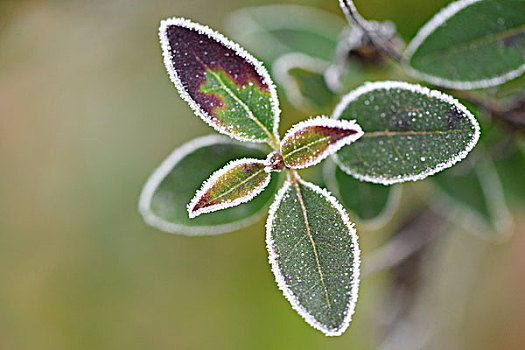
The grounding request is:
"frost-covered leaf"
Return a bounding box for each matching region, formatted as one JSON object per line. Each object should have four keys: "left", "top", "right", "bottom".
{"left": 266, "top": 174, "right": 360, "bottom": 336}
{"left": 139, "top": 135, "right": 279, "bottom": 235}
{"left": 188, "top": 158, "right": 271, "bottom": 218}
{"left": 323, "top": 160, "right": 401, "bottom": 228}
{"left": 225, "top": 5, "right": 345, "bottom": 63}
{"left": 281, "top": 117, "right": 363, "bottom": 169}
{"left": 332, "top": 81, "right": 480, "bottom": 185}
{"left": 406, "top": 0, "right": 525, "bottom": 90}
{"left": 432, "top": 152, "right": 513, "bottom": 239}
{"left": 273, "top": 53, "right": 337, "bottom": 113}
{"left": 159, "top": 17, "right": 280, "bottom": 145}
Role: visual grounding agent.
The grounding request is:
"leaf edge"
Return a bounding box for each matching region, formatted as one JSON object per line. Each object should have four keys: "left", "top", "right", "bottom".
{"left": 138, "top": 135, "right": 275, "bottom": 236}
{"left": 159, "top": 17, "right": 281, "bottom": 144}
{"left": 187, "top": 157, "right": 271, "bottom": 218}
{"left": 265, "top": 174, "right": 361, "bottom": 336}
{"left": 322, "top": 159, "right": 403, "bottom": 230}
{"left": 331, "top": 80, "right": 481, "bottom": 185}
{"left": 281, "top": 116, "right": 364, "bottom": 169}
{"left": 272, "top": 52, "right": 332, "bottom": 113}
{"left": 224, "top": 4, "right": 346, "bottom": 59}
{"left": 429, "top": 154, "right": 514, "bottom": 241}
{"left": 404, "top": 0, "right": 525, "bottom": 90}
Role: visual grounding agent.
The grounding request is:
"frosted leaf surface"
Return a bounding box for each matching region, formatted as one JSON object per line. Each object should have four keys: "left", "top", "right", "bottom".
{"left": 332, "top": 81, "right": 480, "bottom": 185}
{"left": 280, "top": 117, "right": 363, "bottom": 169}
{"left": 406, "top": 0, "right": 525, "bottom": 89}
{"left": 266, "top": 176, "right": 360, "bottom": 336}
{"left": 159, "top": 17, "right": 280, "bottom": 145}
{"left": 139, "top": 135, "right": 279, "bottom": 235}
{"left": 188, "top": 158, "right": 271, "bottom": 218}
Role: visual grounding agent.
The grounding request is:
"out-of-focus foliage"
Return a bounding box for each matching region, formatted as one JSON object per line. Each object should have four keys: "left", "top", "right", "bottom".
{"left": 406, "top": 0, "right": 525, "bottom": 89}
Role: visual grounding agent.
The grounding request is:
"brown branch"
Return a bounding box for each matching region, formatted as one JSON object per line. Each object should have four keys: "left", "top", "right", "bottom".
{"left": 339, "top": 0, "right": 404, "bottom": 63}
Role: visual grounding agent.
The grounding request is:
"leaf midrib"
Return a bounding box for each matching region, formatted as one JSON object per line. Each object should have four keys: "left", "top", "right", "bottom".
{"left": 290, "top": 174, "right": 335, "bottom": 322}
{"left": 362, "top": 129, "right": 468, "bottom": 137}
{"left": 187, "top": 47, "right": 278, "bottom": 147}
{"left": 208, "top": 166, "right": 266, "bottom": 203}
{"left": 207, "top": 69, "right": 276, "bottom": 143}
{"left": 412, "top": 24, "right": 525, "bottom": 64}
{"left": 283, "top": 136, "right": 331, "bottom": 163}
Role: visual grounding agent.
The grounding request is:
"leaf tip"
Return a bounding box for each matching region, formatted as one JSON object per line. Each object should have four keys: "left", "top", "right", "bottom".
{"left": 186, "top": 202, "right": 200, "bottom": 219}
{"left": 280, "top": 116, "right": 364, "bottom": 169}
{"left": 158, "top": 16, "right": 281, "bottom": 144}
{"left": 186, "top": 191, "right": 206, "bottom": 219}
{"left": 332, "top": 81, "right": 481, "bottom": 184}
{"left": 186, "top": 158, "right": 271, "bottom": 219}
{"left": 265, "top": 176, "right": 361, "bottom": 336}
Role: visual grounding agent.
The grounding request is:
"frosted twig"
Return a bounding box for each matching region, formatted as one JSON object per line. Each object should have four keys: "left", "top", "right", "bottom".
{"left": 339, "top": 0, "right": 403, "bottom": 63}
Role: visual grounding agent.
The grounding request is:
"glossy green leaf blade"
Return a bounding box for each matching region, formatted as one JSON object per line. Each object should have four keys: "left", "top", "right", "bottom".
{"left": 188, "top": 158, "right": 271, "bottom": 218}
{"left": 281, "top": 117, "right": 363, "bottom": 169}
{"left": 323, "top": 160, "right": 400, "bottom": 226}
{"left": 432, "top": 153, "right": 513, "bottom": 238}
{"left": 266, "top": 176, "right": 360, "bottom": 336}
{"left": 273, "top": 53, "right": 337, "bottom": 114}
{"left": 406, "top": 0, "right": 525, "bottom": 89}
{"left": 139, "top": 135, "right": 279, "bottom": 235}
{"left": 333, "top": 81, "right": 480, "bottom": 185}
{"left": 159, "top": 17, "right": 280, "bottom": 145}
{"left": 225, "top": 5, "right": 345, "bottom": 63}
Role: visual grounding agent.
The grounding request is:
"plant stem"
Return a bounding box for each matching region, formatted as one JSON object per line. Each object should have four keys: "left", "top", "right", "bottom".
{"left": 339, "top": 0, "right": 404, "bottom": 63}
{"left": 269, "top": 135, "right": 280, "bottom": 152}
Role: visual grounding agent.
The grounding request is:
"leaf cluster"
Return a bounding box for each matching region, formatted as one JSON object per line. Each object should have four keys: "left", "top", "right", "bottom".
{"left": 140, "top": 0, "right": 525, "bottom": 336}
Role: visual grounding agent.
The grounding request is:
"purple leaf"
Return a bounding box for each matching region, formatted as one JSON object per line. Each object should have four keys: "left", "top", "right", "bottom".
{"left": 280, "top": 116, "right": 363, "bottom": 169}
{"left": 188, "top": 158, "right": 272, "bottom": 218}
{"left": 159, "top": 18, "right": 280, "bottom": 145}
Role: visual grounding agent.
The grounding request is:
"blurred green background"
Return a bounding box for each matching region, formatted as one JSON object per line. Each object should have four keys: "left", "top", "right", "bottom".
{"left": 1, "top": 0, "right": 524, "bottom": 349}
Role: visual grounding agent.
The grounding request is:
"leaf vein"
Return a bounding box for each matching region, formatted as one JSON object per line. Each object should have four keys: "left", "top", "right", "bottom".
{"left": 291, "top": 174, "right": 336, "bottom": 322}
{"left": 207, "top": 167, "right": 265, "bottom": 203}
{"left": 188, "top": 48, "right": 278, "bottom": 147}
{"left": 283, "top": 136, "right": 330, "bottom": 163}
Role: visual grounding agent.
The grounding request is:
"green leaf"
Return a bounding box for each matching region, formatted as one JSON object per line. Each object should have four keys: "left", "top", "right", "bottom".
{"left": 406, "top": 0, "right": 525, "bottom": 89}
{"left": 280, "top": 117, "right": 363, "bottom": 169}
{"left": 493, "top": 139, "right": 525, "bottom": 205}
{"left": 333, "top": 81, "right": 480, "bottom": 185}
{"left": 139, "top": 135, "right": 280, "bottom": 235}
{"left": 225, "top": 5, "right": 345, "bottom": 63}
{"left": 188, "top": 158, "right": 271, "bottom": 218}
{"left": 266, "top": 174, "right": 360, "bottom": 336}
{"left": 482, "top": 123, "right": 525, "bottom": 206}
{"left": 159, "top": 17, "right": 280, "bottom": 146}
{"left": 273, "top": 53, "right": 337, "bottom": 113}
{"left": 323, "top": 160, "right": 401, "bottom": 228}
{"left": 432, "top": 151, "right": 513, "bottom": 239}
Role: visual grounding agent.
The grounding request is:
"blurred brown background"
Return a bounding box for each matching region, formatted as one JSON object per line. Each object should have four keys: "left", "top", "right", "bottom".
{"left": 1, "top": 0, "right": 524, "bottom": 349}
